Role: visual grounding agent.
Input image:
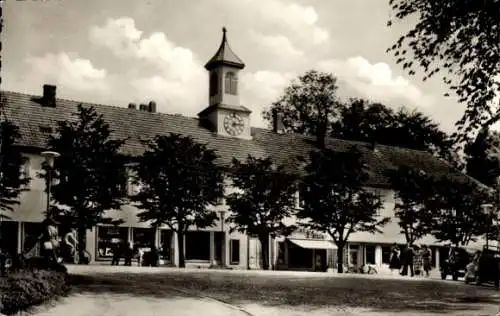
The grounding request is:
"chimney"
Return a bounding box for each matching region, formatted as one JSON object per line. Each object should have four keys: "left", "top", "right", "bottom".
{"left": 272, "top": 109, "right": 284, "bottom": 134}
{"left": 128, "top": 103, "right": 137, "bottom": 110}
{"left": 148, "top": 101, "right": 157, "bottom": 113}
{"left": 42, "top": 84, "right": 56, "bottom": 107}
{"left": 139, "top": 103, "right": 148, "bottom": 111}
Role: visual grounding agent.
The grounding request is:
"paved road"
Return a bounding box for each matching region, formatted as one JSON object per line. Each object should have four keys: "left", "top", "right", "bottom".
{"left": 30, "top": 265, "right": 500, "bottom": 316}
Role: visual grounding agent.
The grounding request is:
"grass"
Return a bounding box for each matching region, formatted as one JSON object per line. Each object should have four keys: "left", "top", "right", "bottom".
{"left": 69, "top": 270, "right": 500, "bottom": 314}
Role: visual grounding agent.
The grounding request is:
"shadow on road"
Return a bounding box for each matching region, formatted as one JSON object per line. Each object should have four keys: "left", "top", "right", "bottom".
{"left": 69, "top": 272, "right": 500, "bottom": 314}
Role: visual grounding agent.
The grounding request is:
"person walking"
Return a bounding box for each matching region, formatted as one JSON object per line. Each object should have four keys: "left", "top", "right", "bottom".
{"left": 124, "top": 241, "right": 134, "bottom": 266}
{"left": 111, "top": 238, "right": 122, "bottom": 266}
{"left": 389, "top": 243, "right": 401, "bottom": 275}
{"left": 421, "top": 245, "right": 432, "bottom": 277}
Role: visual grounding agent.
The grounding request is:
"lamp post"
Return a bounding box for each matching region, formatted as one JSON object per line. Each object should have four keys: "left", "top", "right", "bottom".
{"left": 41, "top": 151, "right": 60, "bottom": 217}
{"left": 481, "top": 203, "right": 494, "bottom": 248}
{"left": 218, "top": 210, "right": 226, "bottom": 267}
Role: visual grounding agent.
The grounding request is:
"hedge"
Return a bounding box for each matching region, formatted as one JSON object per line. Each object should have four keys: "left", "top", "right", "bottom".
{"left": 0, "top": 262, "right": 70, "bottom": 315}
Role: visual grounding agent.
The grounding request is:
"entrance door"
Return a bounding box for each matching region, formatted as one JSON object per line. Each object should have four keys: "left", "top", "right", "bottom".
{"left": 349, "top": 246, "right": 359, "bottom": 267}
{"left": 248, "top": 237, "right": 261, "bottom": 269}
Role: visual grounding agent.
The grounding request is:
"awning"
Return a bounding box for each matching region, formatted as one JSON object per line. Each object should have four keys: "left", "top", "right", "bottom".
{"left": 288, "top": 238, "right": 337, "bottom": 250}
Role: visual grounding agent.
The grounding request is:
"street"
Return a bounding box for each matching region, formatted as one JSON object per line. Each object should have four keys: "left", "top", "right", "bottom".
{"left": 28, "top": 265, "right": 500, "bottom": 316}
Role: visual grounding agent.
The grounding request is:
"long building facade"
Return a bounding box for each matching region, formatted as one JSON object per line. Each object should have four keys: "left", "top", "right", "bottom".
{"left": 0, "top": 28, "right": 484, "bottom": 272}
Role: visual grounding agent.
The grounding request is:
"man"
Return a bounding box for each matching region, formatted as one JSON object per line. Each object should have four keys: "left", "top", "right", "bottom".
{"left": 401, "top": 244, "right": 415, "bottom": 277}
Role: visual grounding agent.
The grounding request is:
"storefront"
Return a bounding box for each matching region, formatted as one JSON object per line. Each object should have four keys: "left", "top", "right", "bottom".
{"left": 276, "top": 228, "right": 336, "bottom": 272}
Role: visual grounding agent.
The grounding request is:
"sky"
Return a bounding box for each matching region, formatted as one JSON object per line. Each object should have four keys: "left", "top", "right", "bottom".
{"left": 2, "top": 0, "right": 467, "bottom": 132}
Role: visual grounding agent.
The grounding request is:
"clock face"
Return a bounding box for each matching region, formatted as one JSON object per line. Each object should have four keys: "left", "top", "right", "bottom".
{"left": 223, "top": 112, "right": 245, "bottom": 136}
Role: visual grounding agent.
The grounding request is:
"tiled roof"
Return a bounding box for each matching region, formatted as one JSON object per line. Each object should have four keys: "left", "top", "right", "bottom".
{"left": 2, "top": 90, "right": 472, "bottom": 188}
{"left": 204, "top": 27, "right": 245, "bottom": 71}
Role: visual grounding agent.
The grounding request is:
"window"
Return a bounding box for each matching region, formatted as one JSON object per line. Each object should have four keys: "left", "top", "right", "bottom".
{"left": 185, "top": 231, "right": 210, "bottom": 260}
{"left": 224, "top": 72, "right": 238, "bottom": 95}
{"left": 230, "top": 239, "right": 240, "bottom": 264}
{"left": 214, "top": 232, "right": 223, "bottom": 261}
{"left": 96, "top": 226, "right": 128, "bottom": 258}
{"left": 132, "top": 228, "right": 156, "bottom": 251}
{"left": 277, "top": 241, "right": 286, "bottom": 265}
{"left": 366, "top": 245, "right": 376, "bottom": 264}
{"left": 209, "top": 72, "right": 218, "bottom": 96}
{"left": 39, "top": 125, "right": 53, "bottom": 134}
{"left": 382, "top": 246, "right": 391, "bottom": 264}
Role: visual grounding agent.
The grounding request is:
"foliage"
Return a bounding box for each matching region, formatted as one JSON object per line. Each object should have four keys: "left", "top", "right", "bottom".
{"left": 331, "top": 98, "right": 454, "bottom": 161}
{"left": 0, "top": 268, "right": 70, "bottom": 315}
{"left": 226, "top": 155, "right": 299, "bottom": 270}
{"left": 0, "top": 120, "right": 29, "bottom": 219}
{"left": 46, "top": 104, "right": 127, "bottom": 261}
{"left": 427, "top": 177, "right": 493, "bottom": 246}
{"left": 386, "top": 166, "right": 435, "bottom": 245}
{"left": 387, "top": 0, "right": 500, "bottom": 143}
{"left": 262, "top": 70, "right": 342, "bottom": 148}
{"left": 132, "top": 133, "right": 224, "bottom": 268}
{"left": 464, "top": 127, "right": 500, "bottom": 187}
{"left": 297, "top": 146, "right": 388, "bottom": 273}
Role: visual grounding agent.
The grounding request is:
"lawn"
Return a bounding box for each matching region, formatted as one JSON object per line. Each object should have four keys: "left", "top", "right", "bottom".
{"left": 69, "top": 269, "right": 500, "bottom": 315}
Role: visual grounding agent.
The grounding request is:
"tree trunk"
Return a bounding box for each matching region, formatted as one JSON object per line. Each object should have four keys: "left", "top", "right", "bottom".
{"left": 336, "top": 245, "right": 345, "bottom": 273}
{"left": 259, "top": 234, "right": 270, "bottom": 270}
{"left": 177, "top": 231, "right": 185, "bottom": 268}
{"left": 77, "top": 225, "right": 86, "bottom": 265}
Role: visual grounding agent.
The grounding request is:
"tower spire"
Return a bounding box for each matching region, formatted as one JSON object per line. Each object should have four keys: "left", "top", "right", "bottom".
{"left": 204, "top": 27, "right": 245, "bottom": 71}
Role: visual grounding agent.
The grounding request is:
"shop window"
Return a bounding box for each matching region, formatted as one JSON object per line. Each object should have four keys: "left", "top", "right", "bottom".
{"left": 132, "top": 228, "right": 156, "bottom": 251}
{"left": 366, "top": 245, "right": 376, "bottom": 264}
{"left": 382, "top": 245, "right": 391, "bottom": 264}
{"left": 23, "top": 222, "right": 44, "bottom": 257}
{"left": 0, "top": 221, "right": 19, "bottom": 256}
{"left": 185, "top": 231, "right": 210, "bottom": 261}
{"left": 230, "top": 239, "right": 240, "bottom": 264}
{"left": 96, "top": 226, "right": 128, "bottom": 259}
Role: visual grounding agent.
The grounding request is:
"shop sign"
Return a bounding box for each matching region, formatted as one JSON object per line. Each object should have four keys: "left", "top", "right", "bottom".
{"left": 296, "top": 228, "right": 325, "bottom": 240}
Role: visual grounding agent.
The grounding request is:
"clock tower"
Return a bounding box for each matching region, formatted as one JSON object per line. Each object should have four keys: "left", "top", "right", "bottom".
{"left": 198, "top": 27, "right": 252, "bottom": 140}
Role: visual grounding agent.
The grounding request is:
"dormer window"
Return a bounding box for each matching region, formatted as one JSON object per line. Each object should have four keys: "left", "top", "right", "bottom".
{"left": 224, "top": 72, "right": 238, "bottom": 95}
{"left": 209, "top": 72, "right": 218, "bottom": 97}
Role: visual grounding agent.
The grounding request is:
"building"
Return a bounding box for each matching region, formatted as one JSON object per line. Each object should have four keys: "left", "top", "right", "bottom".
{"left": 0, "top": 28, "right": 480, "bottom": 272}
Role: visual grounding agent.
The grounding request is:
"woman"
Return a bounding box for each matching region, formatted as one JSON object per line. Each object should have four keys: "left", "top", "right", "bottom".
{"left": 421, "top": 245, "right": 432, "bottom": 277}
{"left": 389, "top": 243, "right": 401, "bottom": 275}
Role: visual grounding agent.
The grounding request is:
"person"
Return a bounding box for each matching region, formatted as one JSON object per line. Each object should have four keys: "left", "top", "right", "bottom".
{"left": 111, "top": 238, "right": 122, "bottom": 266}
{"left": 401, "top": 243, "right": 415, "bottom": 277}
{"left": 64, "top": 228, "right": 78, "bottom": 264}
{"left": 464, "top": 251, "right": 481, "bottom": 282}
{"left": 40, "top": 218, "right": 60, "bottom": 263}
{"left": 421, "top": 245, "right": 432, "bottom": 277}
{"left": 149, "top": 245, "right": 159, "bottom": 267}
{"left": 389, "top": 243, "right": 401, "bottom": 275}
{"left": 124, "top": 241, "right": 134, "bottom": 266}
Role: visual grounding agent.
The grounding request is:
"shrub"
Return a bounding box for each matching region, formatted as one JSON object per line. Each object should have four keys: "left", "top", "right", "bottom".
{"left": 0, "top": 267, "right": 70, "bottom": 315}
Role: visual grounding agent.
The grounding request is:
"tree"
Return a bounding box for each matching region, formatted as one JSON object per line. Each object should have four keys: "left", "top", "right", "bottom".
{"left": 262, "top": 70, "right": 343, "bottom": 148}
{"left": 427, "top": 177, "right": 492, "bottom": 247}
{"left": 387, "top": 0, "right": 500, "bottom": 143}
{"left": 386, "top": 166, "right": 435, "bottom": 246}
{"left": 225, "top": 155, "right": 298, "bottom": 270}
{"left": 298, "top": 147, "right": 388, "bottom": 273}
{"left": 47, "top": 104, "right": 127, "bottom": 262}
{"left": 131, "top": 133, "right": 224, "bottom": 268}
{"left": 0, "top": 120, "right": 29, "bottom": 219}
{"left": 331, "top": 99, "right": 453, "bottom": 160}
{"left": 464, "top": 127, "right": 500, "bottom": 187}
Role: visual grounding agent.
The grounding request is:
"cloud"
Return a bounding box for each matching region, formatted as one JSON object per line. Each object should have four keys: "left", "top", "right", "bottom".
{"left": 25, "top": 52, "right": 109, "bottom": 92}
{"left": 318, "top": 56, "right": 435, "bottom": 108}
{"left": 89, "top": 17, "right": 206, "bottom": 116}
{"left": 249, "top": 31, "right": 304, "bottom": 59}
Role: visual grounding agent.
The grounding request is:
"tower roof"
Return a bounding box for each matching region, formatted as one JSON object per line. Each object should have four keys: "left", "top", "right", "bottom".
{"left": 204, "top": 27, "right": 245, "bottom": 71}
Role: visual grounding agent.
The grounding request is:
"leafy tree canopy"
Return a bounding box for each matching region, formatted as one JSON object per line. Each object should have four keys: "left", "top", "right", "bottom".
{"left": 298, "top": 146, "right": 388, "bottom": 272}
{"left": 226, "top": 155, "right": 298, "bottom": 270}
{"left": 47, "top": 104, "right": 127, "bottom": 245}
{"left": 132, "top": 133, "right": 224, "bottom": 267}
{"left": 387, "top": 0, "right": 500, "bottom": 143}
